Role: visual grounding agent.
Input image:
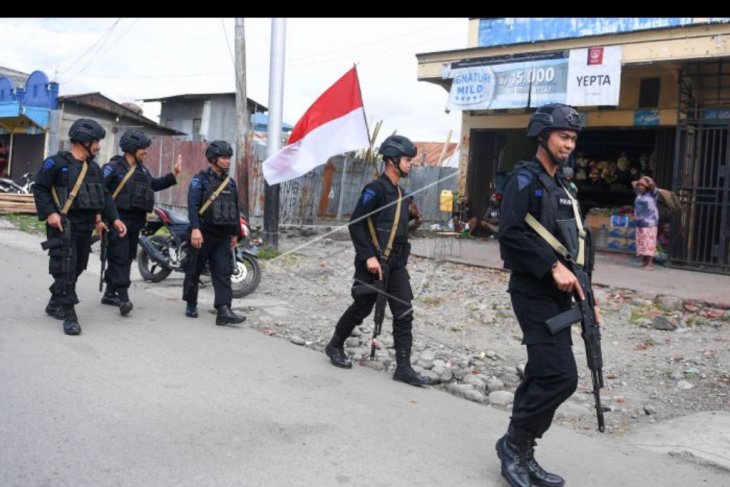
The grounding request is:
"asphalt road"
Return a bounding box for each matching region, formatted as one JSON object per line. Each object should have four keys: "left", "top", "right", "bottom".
{"left": 1, "top": 223, "right": 727, "bottom": 487}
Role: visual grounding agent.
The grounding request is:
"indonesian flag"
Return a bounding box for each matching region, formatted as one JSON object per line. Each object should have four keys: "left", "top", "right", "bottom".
{"left": 262, "top": 67, "right": 370, "bottom": 185}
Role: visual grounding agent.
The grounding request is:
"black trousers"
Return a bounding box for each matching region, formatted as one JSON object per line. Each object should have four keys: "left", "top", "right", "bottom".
{"left": 509, "top": 290, "right": 578, "bottom": 436}
{"left": 46, "top": 222, "right": 93, "bottom": 306}
{"left": 104, "top": 216, "right": 144, "bottom": 292}
{"left": 334, "top": 261, "right": 414, "bottom": 351}
{"left": 182, "top": 233, "right": 233, "bottom": 308}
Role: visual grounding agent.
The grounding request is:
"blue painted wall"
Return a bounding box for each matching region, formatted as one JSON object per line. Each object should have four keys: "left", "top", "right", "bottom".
{"left": 0, "top": 70, "right": 58, "bottom": 108}
{"left": 478, "top": 18, "right": 729, "bottom": 48}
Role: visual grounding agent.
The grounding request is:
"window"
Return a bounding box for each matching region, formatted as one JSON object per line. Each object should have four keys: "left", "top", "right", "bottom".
{"left": 639, "top": 78, "right": 660, "bottom": 108}
{"left": 165, "top": 119, "right": 173, "bottom": 128}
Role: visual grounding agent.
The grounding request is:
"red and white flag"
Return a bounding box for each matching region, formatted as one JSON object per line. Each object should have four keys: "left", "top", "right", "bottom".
{"left": 262, "top": 67, "right": 370, "bottom": 185}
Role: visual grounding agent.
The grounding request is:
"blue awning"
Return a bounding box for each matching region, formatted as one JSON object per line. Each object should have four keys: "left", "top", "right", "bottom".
{"left": 0, "top": 101, "right": 49, "bottom": 129}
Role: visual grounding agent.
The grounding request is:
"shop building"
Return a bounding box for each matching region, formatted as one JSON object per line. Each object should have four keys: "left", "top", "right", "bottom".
{"left": 417, "top": 18, "right": 730, "bottom": 273}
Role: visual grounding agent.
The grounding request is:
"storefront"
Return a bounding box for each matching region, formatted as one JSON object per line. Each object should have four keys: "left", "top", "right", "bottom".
{"left": 417, "top": 18, "right": 730, "bottom": 273}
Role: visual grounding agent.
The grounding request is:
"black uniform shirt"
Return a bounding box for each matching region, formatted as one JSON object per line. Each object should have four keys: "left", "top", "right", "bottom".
{"left": 349, "top": 173, "right": 409, "bottom": 262}
{"left": 102, "top": 155, "right": 177, "bottom": 220}
{"left": 498, "top": 157, "right": 565, "bottom": 293}
{"left": 34, "top": 151, "right": 119, "bottom": 225}
{"left": 187, "top": 167, "right": 239, "bottom": 238}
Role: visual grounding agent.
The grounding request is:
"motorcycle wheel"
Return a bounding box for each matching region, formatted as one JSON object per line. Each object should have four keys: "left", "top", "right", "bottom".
{"left": 231, "top": 252, "right": 261, "bottom": 298}
{"left": 137, "top": 235, "right": 173, "bottom": 282}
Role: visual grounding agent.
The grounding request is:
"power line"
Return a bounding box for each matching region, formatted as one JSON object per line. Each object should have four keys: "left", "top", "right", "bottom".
{"left": 59, "top": 19, "right": 121, "bottom": 79}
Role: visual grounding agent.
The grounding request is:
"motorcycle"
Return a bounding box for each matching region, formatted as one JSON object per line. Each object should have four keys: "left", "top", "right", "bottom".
{"left": 137, "top": 207, "right": 261, "bottom": 298}
{"left": 0, "top": 172, "right": 34, "bottom": 194}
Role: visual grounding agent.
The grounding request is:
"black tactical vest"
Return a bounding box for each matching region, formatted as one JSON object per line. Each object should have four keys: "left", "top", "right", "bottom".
{"left": 110, "top": 157, "right": 155, "bottom": 212}
{"left": 369, "top": 177, "right": 410, "bottom": 252}
{"left": 53, "top": 152, "right": 105, "bottom": 211}
{"left": 517, "top": 160, "right": 581, "bottom": 260}
{"left": 201, "top": 173, "right": 238, "bottom": 226}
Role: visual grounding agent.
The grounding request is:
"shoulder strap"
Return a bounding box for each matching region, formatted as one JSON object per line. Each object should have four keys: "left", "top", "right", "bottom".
{"left": 524, "top": 178, "right": 585, "bottom": 266}
{"left": 51, "top": 161, "right": 89, "bottom": 215}
{"left": 112, "top": 163, "right": 137, "bottom": 199}
{"left": 199, "top": 176, "right": 230, "bottom": 216}
{"left": 367, "top": 186, "right": 402, "bottom": 260}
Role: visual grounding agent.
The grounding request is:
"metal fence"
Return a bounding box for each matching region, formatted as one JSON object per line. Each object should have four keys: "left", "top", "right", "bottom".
{"left": 147, "top": 137, "right": 459, "bottom": 225}
{"left": 672, "top": 122, "right": 730, "bottom": 273}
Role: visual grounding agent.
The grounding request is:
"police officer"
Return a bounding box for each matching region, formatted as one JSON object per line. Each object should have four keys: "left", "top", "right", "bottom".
{"left": 324, "top": 135, "right": 431, "bottom": 386}
{"left": 34, "top": 118, "right": 127, "bottom": 335}
{"left": 182, "top": 140, "right": 245, "bottom": 326}
{"left": 496, "top": 103, "right": 601, "bottom": 487}
{"left": 101, "top": 129, "right": 182, "bottom": 315}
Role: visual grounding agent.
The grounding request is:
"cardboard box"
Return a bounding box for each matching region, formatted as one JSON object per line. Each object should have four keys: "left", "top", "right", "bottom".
{"left": 586, "top": 214, "right": 611, "bottom": 230}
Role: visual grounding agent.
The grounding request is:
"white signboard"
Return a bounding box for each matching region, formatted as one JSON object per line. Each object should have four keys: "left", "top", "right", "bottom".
{"left": 566, "top": 46, "right": 622, "bottom": 106}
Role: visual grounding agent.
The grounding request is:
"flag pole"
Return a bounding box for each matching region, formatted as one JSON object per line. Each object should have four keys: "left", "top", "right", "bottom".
{"left": 264, "top": 18, "right": 287, "bottom": 250}
{"left": 353, "top": 63, "right": 370, "bottom": 143}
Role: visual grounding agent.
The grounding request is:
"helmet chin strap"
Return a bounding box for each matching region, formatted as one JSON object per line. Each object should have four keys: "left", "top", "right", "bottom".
{"left": 539, "top": 131, "right": 566, "bottom": 167}
{"left": 81, "top": 141, "right": 96, "bottom": 161}
{"left": 392, "top": 157, "right": 409, "bottom": 178}
{"left": 213, "top": 159, "right": 229, "bottom": 174}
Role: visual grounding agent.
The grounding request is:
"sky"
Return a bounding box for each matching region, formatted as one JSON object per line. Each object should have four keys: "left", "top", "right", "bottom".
{"left": 0, "top": 18, "right": 467, "bottom": 144}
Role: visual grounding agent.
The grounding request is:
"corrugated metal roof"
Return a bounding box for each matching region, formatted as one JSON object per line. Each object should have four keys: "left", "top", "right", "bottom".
{"left": 141, "top": 92, "right": 267, "bottom": 112}
{"left": 411, "top": 141, "right": 458, "bottom": 166}
{"left": 58, "top": 92, "right": 184, "bottom": 135}
{"left": 0, "top": 66, "right": 29, "bottom": 87}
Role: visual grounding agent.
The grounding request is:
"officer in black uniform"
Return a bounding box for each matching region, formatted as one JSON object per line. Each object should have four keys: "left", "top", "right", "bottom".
{"left": 324, "top": 135, "right": 431, "bottom": 387}
{"left": 182, "top": 140, "right": 245, "bottom": 326}
{"left": 100, "top": 129, "right": 181, "bottom": 315}
{"left": 495, "top": 104, "right": 601, "bottom": 487}
{"left": 34, "top": 118, "right": 127, "bottom": 335}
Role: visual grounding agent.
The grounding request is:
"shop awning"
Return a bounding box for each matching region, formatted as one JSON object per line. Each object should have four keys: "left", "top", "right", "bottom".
{"left": 0, "top": 102, "right": 49, "bottom": 131}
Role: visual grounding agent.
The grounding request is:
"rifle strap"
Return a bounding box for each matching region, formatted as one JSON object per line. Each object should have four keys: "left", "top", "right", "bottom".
{"left": 112, "top": 163, "right": 137, "bottom": 199}
{"left": 524, "top": 180, "right": 585, "bottom": 266}
{"left": 367, "top": 186, "right": 402, "bottom": 260}
{"left": 198, "top": 176, "right": 230, "bottom": 216}
{"left": 51, "top": 161, "right": 88, "bottom": 216}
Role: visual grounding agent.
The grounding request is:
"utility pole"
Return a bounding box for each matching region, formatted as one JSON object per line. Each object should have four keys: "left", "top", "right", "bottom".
{"left": 234, "top": 17, "right": 249, "bottom": 216}
{"left": 263, "top": 18, "right": 286, "bottom": 249}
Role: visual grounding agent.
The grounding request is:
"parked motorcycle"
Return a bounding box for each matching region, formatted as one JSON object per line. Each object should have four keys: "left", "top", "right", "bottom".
{"left": 137, "top": 207, "right": 261, "bottom": 298}
{"left": 0, "top": 172, "right": 34, "bottom": 194}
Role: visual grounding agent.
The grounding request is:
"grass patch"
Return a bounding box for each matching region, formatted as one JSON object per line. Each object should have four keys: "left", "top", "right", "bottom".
{"left": 256, "top": 247, "right": 282, "bottom": 260}
{"left": 2, "top": 214, "right": 45, "bottom": 235}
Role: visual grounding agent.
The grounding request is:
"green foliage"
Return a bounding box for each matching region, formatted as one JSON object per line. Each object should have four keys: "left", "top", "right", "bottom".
{"left": 256, "top": 247, "right": 282, "bottom": 260}
{"left": 2, "top": 214, "right": 45, "bottom": 235}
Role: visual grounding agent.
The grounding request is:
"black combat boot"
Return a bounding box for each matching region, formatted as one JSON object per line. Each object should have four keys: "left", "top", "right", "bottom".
{"left": 525, "top": 435, "right": 565, "bottom": 487}
{"left": 117, "top": 288, "right": 133, "bottom": 316}
{"left": 325, "top": 332, "right": 352, "bottom": 369}
{"left": 392, "top": 349, "right": 432, "bottom": 386}
{"left": 495, "top": 424, "right": 532, "bottom": 487}
{"left": 216, "top": 305, "right": 246, "bottom": 326}
{"left": 45, "top": 298, "right": 64, "bottom": 320}
{"left": 101, "top": 286, "right": 120, "bottom": 306}
{"left": 62, "top": 305, "right": 81, "bottom": 336}
{"left": 185, "top": 302, "right": 198, "bottom": 318}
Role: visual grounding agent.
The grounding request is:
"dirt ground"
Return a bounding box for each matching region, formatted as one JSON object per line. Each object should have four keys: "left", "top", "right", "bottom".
{"left": 244, "top": 230, "right": 730, "bottom": 437}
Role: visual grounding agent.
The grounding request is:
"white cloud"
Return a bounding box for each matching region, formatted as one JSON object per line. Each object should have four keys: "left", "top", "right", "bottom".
{"left": 0, "top": 17, "right": 465, "bottom": 143}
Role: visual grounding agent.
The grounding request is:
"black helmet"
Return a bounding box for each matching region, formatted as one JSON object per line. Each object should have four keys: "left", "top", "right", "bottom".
{"left": 205, "top": 140, "right": 233, "bottom": 161}
{"left": 119, "top": 129, "right": 151, "bottom": 153}
{"left": 69, "top": 118, "right": 106, "bottom": 143}
{"left": 527, "top": 103, "right": 582, "bottom": 138}
{"left": 378, "top": 135, "right": 417, "bottom": 161}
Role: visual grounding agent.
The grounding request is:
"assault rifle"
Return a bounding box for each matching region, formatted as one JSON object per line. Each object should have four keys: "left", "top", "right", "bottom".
{"left": 40, "top": 215, "right": 72, "bottom": 296}
{"left": 370, "top": 261, "right": 390, "bottom": 360}
{"left": 182, "top": 246, "right": 199, "bottom": 302}
{"left": 545, "top": 265, "right": 607, "bottom": 432}
{"left": 99, "top": 226, "right": 108, "bottom": 292}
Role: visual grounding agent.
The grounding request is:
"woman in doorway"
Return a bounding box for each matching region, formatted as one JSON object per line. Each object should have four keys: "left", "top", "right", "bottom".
{"left": 632, "top": 176, "right": 660, "bottom": 270}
